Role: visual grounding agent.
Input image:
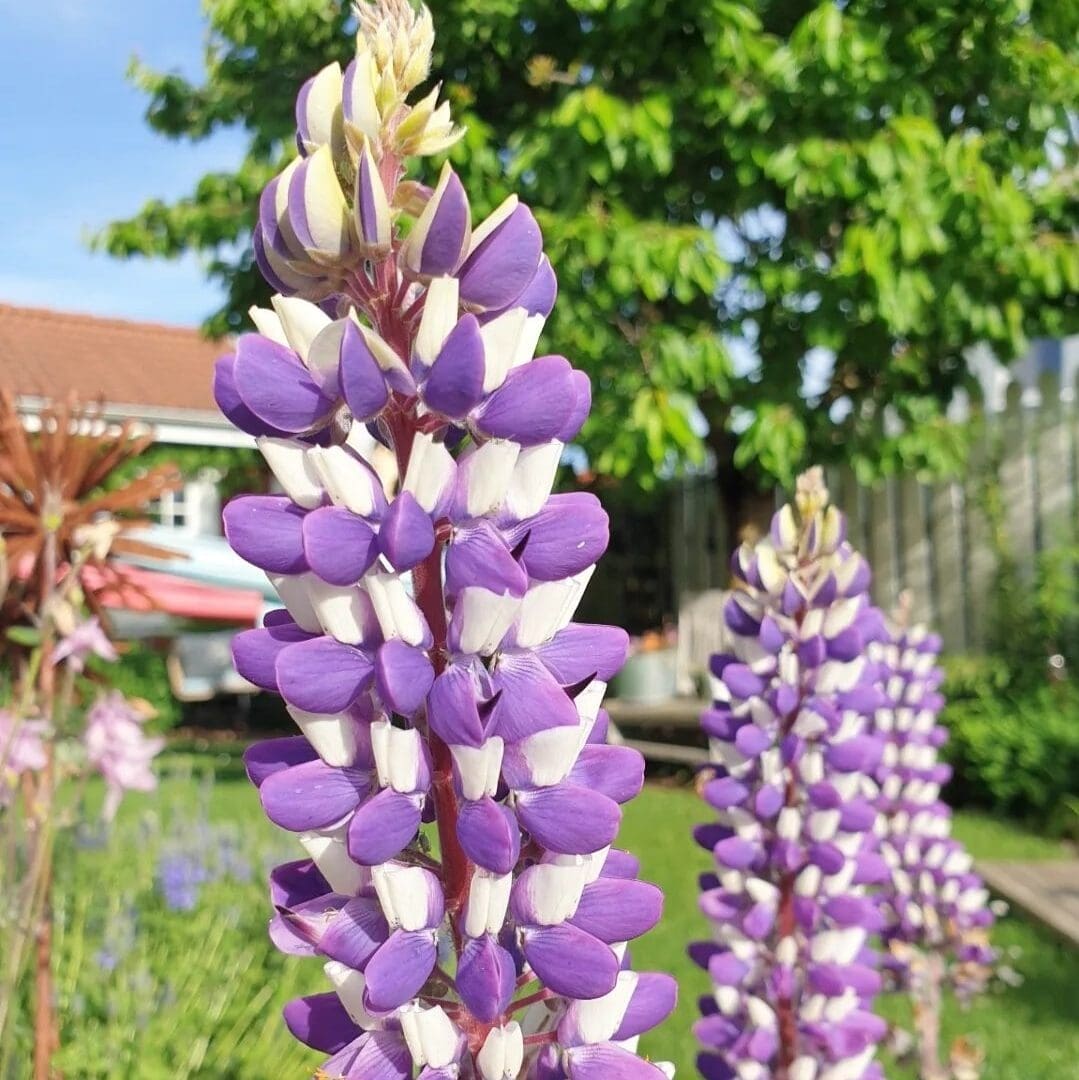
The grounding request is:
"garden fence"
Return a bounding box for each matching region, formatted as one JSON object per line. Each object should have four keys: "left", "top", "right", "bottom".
{"left": 671, "top": 339, "right": 1079, "bottom": 653}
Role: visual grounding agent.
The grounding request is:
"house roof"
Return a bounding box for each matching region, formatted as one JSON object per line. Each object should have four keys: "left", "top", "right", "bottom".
{"left": 0, "top": 302, "right": 232, "bottom": 431}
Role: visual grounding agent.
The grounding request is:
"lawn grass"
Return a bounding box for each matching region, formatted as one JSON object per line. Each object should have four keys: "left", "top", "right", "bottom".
{"left": 622, "top": 785, "right": 1079, "bottom": 1078}
{"left": 43, "top": 758, "right": 1079, "bottom": 1078}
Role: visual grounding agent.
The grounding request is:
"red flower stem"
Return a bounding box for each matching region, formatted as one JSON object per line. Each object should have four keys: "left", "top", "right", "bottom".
{"left": 413, "top": 545, "right": 471, "bottom": 950}
{"left": 510, "top": 987, "right": 555, "bottom": 1013}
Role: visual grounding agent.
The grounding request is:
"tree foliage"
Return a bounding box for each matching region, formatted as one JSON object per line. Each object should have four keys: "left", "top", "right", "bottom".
{"left": 98, "top": 0, "right": 1078, "bottom": 491}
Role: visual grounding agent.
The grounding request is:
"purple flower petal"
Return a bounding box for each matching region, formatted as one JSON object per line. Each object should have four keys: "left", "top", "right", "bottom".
{"left": 508, "top": 493, "right": 608, "bottom": 581}
{"left": 456, "top": 934, "right": 515, "bottom": 1022}
{"left": 445, "top": 521, "right": 528, "bottom": 599}
{"left": 457, "top": 797, "right": 520, "bottom": 874}
{"left": 276, "top": 637, "right": 374, "bottom": 713}
{"left": 565, "top": 1044, "right": 670, "bottom": 1079}
{"left": 569, "top": 878, "right": 663, "bottom": 943}
{"left": 232, "top": 621, "right": 317, "bottom": 693}
{"left": 214, "top": 353, "right": 289, "bottom": 437}
{"left": 363, "top": 930, "right": 438, "bottom": 1012}
{"left": 557, "top": 370, "right": 592, "bottom": 442}
{"left": 519, "top": 923, "right": 618, "bottom": 999}
{"left": 473, "top": 355, "right": 578, "bottom": 446}
{"left": 374, "top": 639, "right": 435, "bottom": 716}
{"left": 458, "top": 202, "right": 543, "bottom": 311}
{"left": 613, "top": 972, "right": 678, "bottom": 1040}
{"left": 243, "top": 736, "right": 318, "bottom": 787}
{"left": 535, "top": 623, "right": 629, "bottom": 685}
{"left": 233, "top": 333, "right": 336, "bottom": 433}
{"left": 347, "top": 1029, "right": 412, "bottom": 1080}
{"left": 302, "top": 507, "right": 380, "bottom": 586}
{"left": 339, "top": 318, "right": 391, "bottom": 422}
{"left": 401, "top": 163, "right": 471, "bottom": 278}
{"left": 502, "top": 254, "right": 557, "bottom": 318}
{"left": 223, "top": 495, "right": 308, "bottom": 574}
{"left": 379, "top": 492, "right": 435, "bottom": 572}
{"left": 425, "top": 664, "right": 489, "bottom": 748}
{"left": 270, "top": 859, "right": 331, "bottom": 909}
{"left": 260, "top": 759, "right": 371, "bottom": 831}
{"left": 489, "top": 652, "right": 579, "bottom": 743}
{"left": 566, "top": 745, "right": 644, "bottom": 805}
{"left": 283, "top": 992, "right": 360, "bottom": 1054}
{"left": 423, "top": 315, "right": 486, "bottom": 419}
{"left": 346, "top": 788, "right": 423, "bottom": 865}
{"left": 318, "top": 896, "right": 390, "bottom": 970}
{"left": 514, "top": 784, "right": 621, "bottom": 854}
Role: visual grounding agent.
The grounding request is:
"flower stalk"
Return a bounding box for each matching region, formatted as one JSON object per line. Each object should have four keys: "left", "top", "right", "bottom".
{"left": 868, "top": 605, "right": 995, "bottom": 1079}
{"left": 221, "top": 3, "right": 675, "bottom": 1076}
{"left": 692, "top": 469, "right": 889, "bottom": 1080}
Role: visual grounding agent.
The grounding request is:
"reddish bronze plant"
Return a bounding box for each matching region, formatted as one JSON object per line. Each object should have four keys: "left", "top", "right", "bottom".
{"left": 0, "top": 390, "right": 180, "bottom": 641}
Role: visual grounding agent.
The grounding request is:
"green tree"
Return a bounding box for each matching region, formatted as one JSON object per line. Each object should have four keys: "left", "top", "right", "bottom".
{"left": 99, "top": 0, "right": 1078, "bottom": 529}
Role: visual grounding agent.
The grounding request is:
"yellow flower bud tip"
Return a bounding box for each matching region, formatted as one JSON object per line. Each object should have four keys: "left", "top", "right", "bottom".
{"left": 354, "top": 0, "right": 434, "bottom": 96}
{"left": 794, "top": 464, "right": 830, "bottom": 522}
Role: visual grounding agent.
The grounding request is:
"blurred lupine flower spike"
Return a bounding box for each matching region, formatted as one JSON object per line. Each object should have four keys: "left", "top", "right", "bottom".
{"left": 692, "top": 467, "right": 891, "bottom": 1080}
{"left": 222, "top": 3, "right": 676, "bottom": 1076}
{"left": 868, "top": 610, "right": 995, "bottom": 1008}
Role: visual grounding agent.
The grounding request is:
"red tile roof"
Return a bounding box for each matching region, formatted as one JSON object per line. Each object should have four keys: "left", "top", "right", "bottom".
{"left": 0, "top": 302, "right": 229, "bottom": 418}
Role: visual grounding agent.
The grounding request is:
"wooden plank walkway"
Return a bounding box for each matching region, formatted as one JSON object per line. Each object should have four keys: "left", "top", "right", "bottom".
{"left": 606, "top": 698, "right": 709, "bottom": 766}
{"left": 979, "top": 861, "right": 1079, "bottom": 947}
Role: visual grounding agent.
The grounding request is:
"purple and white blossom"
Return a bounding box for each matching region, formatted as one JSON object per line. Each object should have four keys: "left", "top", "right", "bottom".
{"left": 223, "top": 3, "right": 674, "bottom": 1076}
{"left": 692, "top": 468, "right": 889, "bottom": 1080}
{"left": 868, "top": 618, "right": 995, "bottom": 1000}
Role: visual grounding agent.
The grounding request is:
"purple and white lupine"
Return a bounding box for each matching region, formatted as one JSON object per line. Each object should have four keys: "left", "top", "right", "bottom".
{"left": 691, "top": 468, "right": 891, "bottom": 1080}
{"left": 219, "top": 3, "right": 675, "bottom": 1076}
{"left": 868, "top": 615, "right": 995, "bottom": 1074}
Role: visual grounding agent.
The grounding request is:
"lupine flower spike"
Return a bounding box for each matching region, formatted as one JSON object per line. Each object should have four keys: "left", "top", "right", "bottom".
{"left": 219, "top": 3, "right": 675, "bottom": 1076}
{"left": 691, "top": 468, "right": 890, "bottom": 1080}
{"left": 868, "top": 604, "right": 995, "bottom": 1076}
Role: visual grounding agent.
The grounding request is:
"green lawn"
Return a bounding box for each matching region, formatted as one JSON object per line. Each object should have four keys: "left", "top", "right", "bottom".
{"left": 28, "top": 754, "right": 1079, "bottom": 1078}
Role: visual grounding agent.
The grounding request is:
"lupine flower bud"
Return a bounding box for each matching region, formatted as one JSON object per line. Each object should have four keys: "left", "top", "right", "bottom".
{"left": 224, "top": 4, "right": 673, "bottom": 1076}
{"left": 868, "top": 617, "right": 995, "bottom": 1002}
{"left": 692, "top": 468, "right": 889, "bottom": 1080}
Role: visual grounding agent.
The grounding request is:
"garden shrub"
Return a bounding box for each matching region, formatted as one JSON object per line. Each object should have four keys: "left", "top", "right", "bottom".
{"left": 942, "top": 680, "right": 1079, "bottom": 834}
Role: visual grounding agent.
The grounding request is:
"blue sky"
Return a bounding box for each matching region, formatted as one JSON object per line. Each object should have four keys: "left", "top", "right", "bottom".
{"left": 0, "top": 0, "right": 243, "bottom": 326}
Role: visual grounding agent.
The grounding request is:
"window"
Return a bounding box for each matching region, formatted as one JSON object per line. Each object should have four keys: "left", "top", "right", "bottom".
{"left": 150, "top": 486, "right": 187, "bottom": 529}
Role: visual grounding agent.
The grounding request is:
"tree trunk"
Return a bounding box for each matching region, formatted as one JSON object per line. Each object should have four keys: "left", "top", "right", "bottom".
{"left": 710, "top": 427, "right": 777, "bottom": 565}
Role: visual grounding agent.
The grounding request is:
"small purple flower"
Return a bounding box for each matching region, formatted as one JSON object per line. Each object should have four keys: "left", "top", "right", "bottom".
{"left": 157, "top": 851, "right": 212, "bottom": 911}
{"left": 0, "top": 710, "right": 48, "bottom": 805}
{"left": 84, "top": 692, "right": 165, "bottom": 821}
{"left": 52, "top": 615, "right": 119, "bottom": 673}
{"left": 692, "top": 469, "right": 889, "bottom": 1080}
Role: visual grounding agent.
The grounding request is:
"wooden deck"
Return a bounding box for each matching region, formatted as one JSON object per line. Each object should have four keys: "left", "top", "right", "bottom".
{"left": 605, "top": 697, "right": 710, "bottom": 766}
{"left": 979, "top": 860, "right": 1079, "bottom": 947}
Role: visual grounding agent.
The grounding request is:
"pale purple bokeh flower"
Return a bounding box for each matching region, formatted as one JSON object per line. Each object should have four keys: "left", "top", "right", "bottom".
{"left": 52, "top": 616, "right": 119, "bottom": 673}
{"left": 84, "top": 692, "right": 165, "bottom": 821}
{"left": 0, "top": 710, "right": 49, "bottom": 805}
